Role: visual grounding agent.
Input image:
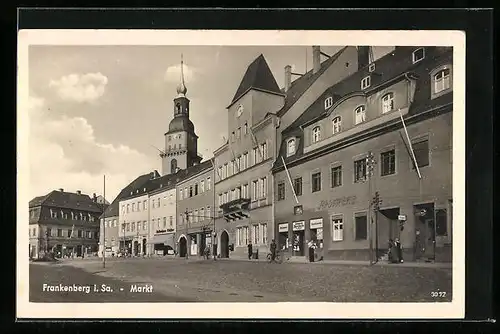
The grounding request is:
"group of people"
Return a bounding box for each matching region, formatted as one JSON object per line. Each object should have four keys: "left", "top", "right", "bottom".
{"left": 247, "top": 239, "right": 278, "bottom": 261}
{"left": 388, "top": 238, "right": 404, "bottom": 263}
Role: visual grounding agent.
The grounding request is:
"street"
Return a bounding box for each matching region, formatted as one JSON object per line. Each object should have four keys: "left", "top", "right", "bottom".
{"left": 30, "top": 257, "right": 453, "bottom": 303}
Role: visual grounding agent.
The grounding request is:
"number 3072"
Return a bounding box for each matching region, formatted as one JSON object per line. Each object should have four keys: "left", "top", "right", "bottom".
{"left": 431, "top": 291, "right": 447, "bottom": 298}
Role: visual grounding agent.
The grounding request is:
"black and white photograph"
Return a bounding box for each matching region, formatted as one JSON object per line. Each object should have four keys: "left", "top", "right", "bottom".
{"left": 17, "top": 29, "right": 465, "bottom": 319}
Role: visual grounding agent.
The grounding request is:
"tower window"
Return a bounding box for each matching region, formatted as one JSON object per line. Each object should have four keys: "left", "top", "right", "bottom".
{"left": 412, "top": 48, "right": 425, "bottom": 64}
{"left": 171, "top": 159, "right": 177, "bottom": 174}
{"left": 175, "top": 103, "right": 181, "bottom": 114}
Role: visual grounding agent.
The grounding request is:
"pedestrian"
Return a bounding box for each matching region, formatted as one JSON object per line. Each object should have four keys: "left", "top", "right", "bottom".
{"left": 395, "top": 238, "right": 403, "bottom": 263}
{"left": 247, "top": 242, "right": 253, "bottom": 260}
{"left": 270, "top": 239, "right": 277, "bottom": 262}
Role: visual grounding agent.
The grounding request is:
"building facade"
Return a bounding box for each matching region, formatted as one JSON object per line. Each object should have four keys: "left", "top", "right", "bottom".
{"left": 272, "top": 46, "right": 453, "bottom": 262}
{"left": 147, "top": 175, "right": 177, "bottom": 256}
{"left": 29, "top": 189, "right": 105, "bottom": 259}
{"left": 175, "top": 160, "right": 214, "bottom": 257}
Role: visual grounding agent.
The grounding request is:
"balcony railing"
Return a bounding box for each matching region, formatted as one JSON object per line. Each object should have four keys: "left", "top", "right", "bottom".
{"left": 220, "top": 198, "right": 251, "bottom": 222}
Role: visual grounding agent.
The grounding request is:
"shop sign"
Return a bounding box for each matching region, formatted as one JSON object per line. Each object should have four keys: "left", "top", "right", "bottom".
{"left": 310, "top": 218, "right": 323, "bottom": 229}
{"left": 292, "top": 221, "right": 305, "bottom": 231}
{"left": 317, "top": 196, "right": 357, "bottom": 210}
{"left": 278, "top": 223, "right": 289, "bottom": 233}
{"left": 398, "top": 214, "right": 407, "bottom": 221}
{"left": 294, "top": 205, "right": 303, "bottom": 215}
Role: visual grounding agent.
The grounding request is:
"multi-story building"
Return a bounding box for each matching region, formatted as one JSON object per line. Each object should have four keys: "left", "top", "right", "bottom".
{"left": 147, "top": 174, "right": 178, "bottom": 256}
{"left": 214, "top": 47, "right": 360, "bottom": 258}
{"left": 118, "top": 171, "right": 160, "bottom": 256}
{"left": 29, "top": 189, "right": 107, "bottom": 259}
{"left": 175, "top": 159, "right": 214, "bottom": 257}
{"left": 272, "top": 46, "right": 453, "bottom": 262}
{"left": 98, "top": 172, "right": 153, "bottom": 257}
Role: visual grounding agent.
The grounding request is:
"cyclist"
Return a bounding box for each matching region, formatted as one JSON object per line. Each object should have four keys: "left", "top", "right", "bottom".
{"left": 270, "top": 239, "right": 277, "bottom": 262}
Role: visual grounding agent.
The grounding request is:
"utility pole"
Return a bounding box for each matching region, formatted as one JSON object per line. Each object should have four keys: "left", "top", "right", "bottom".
{"left": 366, "top": 151, "right": 376, "bottom": 264}
{"left": 372, "top": 191, "right": 382, "bottom": 264}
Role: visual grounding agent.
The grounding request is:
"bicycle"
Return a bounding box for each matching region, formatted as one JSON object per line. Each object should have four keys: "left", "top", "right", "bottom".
{"left": 266, "top": 250, "right": 284, "bottom": 264}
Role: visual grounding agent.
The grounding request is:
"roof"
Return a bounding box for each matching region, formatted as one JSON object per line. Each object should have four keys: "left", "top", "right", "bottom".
{"left": 276, "top": 46, "right": 348, "bottom": 117}
{"left": 100, "top": 171, "right": 156, "bottom": 218}
{"left": 175, "top": 159, "right": 214, "bottom": 185}
{"left": 229, "top": 54, "right": 283, "bottom": 107}
{"left": 167, "top": 115, "right": 196, "bottom": 135}
{"left": 29, "top": 190, "right": 104, "bottom": 213}
{"left": 272, "top": 46, "right": 453, "bottom": 171}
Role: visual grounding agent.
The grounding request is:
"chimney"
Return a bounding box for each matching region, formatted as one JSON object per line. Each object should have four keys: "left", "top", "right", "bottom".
{"left": 357, "top": 46, "right": 370, "bottom": 70}
{"left": 58, "top": 188, "right": 64, "bottom": 192}
{"left": 284, "top": 65, "right": 292, "bottom": 92}
{"left": 312, "top": 46, "right": 321, "bottom": 74}
{"left": 76, "top": 190, "right": 82, "bottom": 195}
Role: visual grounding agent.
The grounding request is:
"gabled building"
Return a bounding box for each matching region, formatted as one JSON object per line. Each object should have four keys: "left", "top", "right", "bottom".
{"left": 98, "top": 172, "right": 154, "bottom": 257}
{"left": 214, "top": 46, "right": 360, "bottom": 259}
{"left": 29, "top": 189, "right": 107, "bottom": 259}
{"left": 272, "top": 46, "right": 453, "bottom": 262}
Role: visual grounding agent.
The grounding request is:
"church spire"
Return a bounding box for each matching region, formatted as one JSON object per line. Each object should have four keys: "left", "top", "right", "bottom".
{"left": 176, "top": 54, "right": 188, "bottom": 97}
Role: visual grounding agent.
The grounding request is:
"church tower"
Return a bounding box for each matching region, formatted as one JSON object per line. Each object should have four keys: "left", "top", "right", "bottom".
{"left": 161, "top": 55, "right": 201, "bottom": 176}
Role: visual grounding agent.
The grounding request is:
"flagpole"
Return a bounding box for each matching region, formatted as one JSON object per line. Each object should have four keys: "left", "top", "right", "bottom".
{"left": 281, "top": 156, "right": 299, "bottom": 204}
{"left": 399, "top": 109, "right": 422, "bottom": 179}
{"left": 103, "top": 175, "right": 106, "bottom": 268}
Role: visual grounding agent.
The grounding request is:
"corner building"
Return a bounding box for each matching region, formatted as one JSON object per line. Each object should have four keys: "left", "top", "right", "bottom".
{"left": 214, "top": 47, "right": 360, "bottom": 258}
{"left": 272, "top": 46, "right": 453, "bottom": 262}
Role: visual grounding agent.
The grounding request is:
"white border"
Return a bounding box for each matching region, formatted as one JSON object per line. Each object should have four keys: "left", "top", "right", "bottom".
{"left": 17, "top": 29, "right": 465, "bottom": 319}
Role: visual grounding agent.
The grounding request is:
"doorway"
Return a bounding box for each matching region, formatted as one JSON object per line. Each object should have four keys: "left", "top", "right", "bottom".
{"left": 142, "top": 238, "right": 147, "bottom": 254}
{"left": 378, "top": 207, "right": 400, "bottom": 253}
{"left": 292, "top": 231, "right": 304, "bottom": 256}
{"left": 278, "top": 232, "right": 288, "bottom": 251}
{"left": 134, "top": 241, "right": 139, "bottom": 256}
{"left": 414, "top": 203, "right": 435, "bottom": 260}
{"left": 179, "top": 236, "right": 187, "bottom": 257}
{"left": 220, "top": 231, "right": 229, "bottom": 258}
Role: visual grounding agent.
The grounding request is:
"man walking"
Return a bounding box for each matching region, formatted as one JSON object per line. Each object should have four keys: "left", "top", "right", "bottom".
{"left": 247, "top": 242, "right": 253, "bottom": 260}
{"left": 270, "top": 239, "right": 277, "bottom": 262}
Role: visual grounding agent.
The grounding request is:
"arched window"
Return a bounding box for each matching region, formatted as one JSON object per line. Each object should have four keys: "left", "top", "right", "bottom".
{"left": 381, "top": 93, "right": 395, "bottom": 114}
{"left": 312, "top": 126, "right": 321, "bottom": 143}
{"left": 355, "top": 105, "right": 366, "bottom": 124}
{"left": 332, "top": 116, "right": 342, "bottom": 134}
{"left": 175, "top": 103, "right": 181, "bottom": 114}
{"left": 286, "top": 138, "right": 296, "bottom": 156}
{"left": 171, "top": 159, "right": 177, "bottom": 174}
{"left": 324, "top": 96, "right": 333, "bottom": 110}
{"left": 434, "top": 68, "right": 451, "bottom": 93}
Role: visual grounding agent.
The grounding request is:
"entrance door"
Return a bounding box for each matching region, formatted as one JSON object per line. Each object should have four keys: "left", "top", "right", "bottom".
{"left": 220, "top": 231, "right": 229, "bottom": 258}
{"left": 179, "top": 237, "right": 187, "bottom": 257}
{"left": 414, "top": 203, "right": 435, "bottom": 260}
{"left": 134, "top": 241, "right": 139, "bottom": 255}
{"left": 142, "top": 239, "right": 147, "bottom": 254}
{"left": 278, "top": 232, "right": 288, "bottom": 250}
{"left": 292, "top": 231, "right": 304, "bottom": 256}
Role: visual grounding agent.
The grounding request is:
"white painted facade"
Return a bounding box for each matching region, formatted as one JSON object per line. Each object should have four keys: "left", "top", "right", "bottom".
{"left": 148, "top": 186, "right": 177, "bottom": 255}
{"left": 119, "top": 193, "right": 149, "bottom": 255}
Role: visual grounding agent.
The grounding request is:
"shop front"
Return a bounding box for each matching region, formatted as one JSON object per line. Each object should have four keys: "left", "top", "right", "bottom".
{"left": 148, "top": 233, "right": 175, "bottom": 256}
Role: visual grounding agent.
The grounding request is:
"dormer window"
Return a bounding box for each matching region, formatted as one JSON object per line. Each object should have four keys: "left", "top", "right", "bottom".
{"left": 332, "top": 116, "right": 342, "bottom": 134}
{"left": 286, "top": 138, "right": 296, "bottom": 156}
{"left": 355, "top": 105, "right": 366, "bottom": 124}
{"left": 381, "top": 92, "right": 395, "bottom": 114}
{"left": 412, "top": 48, "right": 425, "bottom": 64}
{"left": 368, "top": 63, "right": 376, "bottom": 72}
{"left": 433, "top": 68, "right": 451, "bottom": 94}
{"left": 312, "top": 126, "right": 321, "bottom": 143}
{"left": 361, "top": 76, "right": 371, "bottom": 90}
{"left": 324, "top": 96, "right": 333, "bottom": 110}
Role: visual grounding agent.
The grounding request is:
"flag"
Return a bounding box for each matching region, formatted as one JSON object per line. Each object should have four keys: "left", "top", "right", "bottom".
{"left": 249, "top": 127, "right": 264, "bottom": 160}
{"left": 281, "top": 156, "right": 299, "bottom": 204}
{"left": 398, "top": 109, "right": 422, "bottom": 179}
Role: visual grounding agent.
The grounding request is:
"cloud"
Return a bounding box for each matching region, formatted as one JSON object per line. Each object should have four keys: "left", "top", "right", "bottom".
{"left": 49, "top": 72, "right": 108, "bottom": 103}
{"left": 28, "top": 96, "right": 156, "bottom": 202}
{"left": 164, "top": 63, "right": 197, "bottom": 84}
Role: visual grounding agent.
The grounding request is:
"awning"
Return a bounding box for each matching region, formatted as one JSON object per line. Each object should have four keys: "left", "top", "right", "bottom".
{"left": 147, "top": 234, "right": 175, "bottom": 248}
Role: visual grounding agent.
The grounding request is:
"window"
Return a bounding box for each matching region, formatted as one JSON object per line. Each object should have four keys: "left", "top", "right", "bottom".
{"left": 132, "top": 203, "right": 136, "bottom": 212}
{"left": 224, "top": 164, "right": 228, "bottom": 178}
{"left": 412, "top": 48, "right": 425, "bottom": 63}
{"left": 77, "top": 230, "right": 82, "bottom": 238}
{"left": 242, "top": 184, "right": 249, "bottom": 198}
{"left": 207, "top": 177, "right": 211, "bottom": 190}
{"left": 179, "top": 189, "right": 183, "bottom": 200}
{"left": 218, "top": 194, "right": 223, "bottom": 206}
{"left": 312, "top": 126, "right": 321, "bottom": 143}
{"left": 218, "top": 166, "right": 223, "bottom": 180}
{"left": 131, "top": 222, "right": 135, "bottom": 232}
{"left": 194, "top": 183, "right": 199, "bottom": 196}
{"left": 252, "top": 180, "right": 258, "bottom": 200}
{"left": 67, "top": 229, "right": 72, "bottom": 238}
{"left": 381, "top": 93, "right": 394, "bottom": 114}
{"left": 312, "top": 171, "right": 321, "bottom": 193}
{"left": 57, "top": 229, "right": 62, "bottom": 237}
{"left": 381, "top": 149, "right": 396, "bottom": 176}
{"left": 189, "top": 186, "right": 193, "bottom": 198}
{"left": 126, "top": 223, "right": 130, "bottom": 232}
{"left": 206, "top": 206, "right": 211, "bottom": 220}
{"left": 412, "top": 138, "right": 430, "bottom": 168}
{"left": 171, "top": 159, "right": 178, "bottom": 174}
{"left": 237, "top": 226, "right": 249, "bottom": 246}
{"left": 332, "top": 216, "right": 344, "bottom": 241}
{"left": 194, "top": 210, "right": 198, "bottom": 223}
{"left": 355, "top": 105, "right": 366, "bottom": 124}
{"left": 236, "top": 127, "right": 241, "bottom": 139}
{"left": 331, "top": 165, "right": 342, "bottom": 187}
{"left": 354, "top": 158, "right": 367, "bottom": 183}
{"left": 126, "top": 204, "right": 129, "bottom": 213}
{"left": 143, "top": 201, "right": 147, "bottom": 210}
{"left": 287, "top": 138, "right": 296, "bottom": 156}
{"left": 361, "top": 76, "right": 371, "bottom": 89}
{"left": 261, "top": 142, "right": 268, "bottom": 160}
{"left": 277, "top": 181, "right": 285, "bottom": 201}
{"left": 200, "top": 208, "right": 205, "bottom": 221}
{"left": 260, "top": 223, "right": 268, "bottom": 245}
{"left": 143, "top": 221, "right": 147, "bottom": 230}
{"left": 184, "top": 187, "right": 188, "bottom": 198}
{"left": 434, "top": 68, "right": 451, "bottom": 94}
{"left": 137, "top": 202, "right": 141, "bottom": 211}
{"left": 368, "top": 63, "right": 376, "bottom": 72}
{"left": 243, "top": 152, "right": 248, "bottom": 169}
{"left": 244, "top": 123, "right": 248, "bottom": 135}
{"left": 324, "top": 96, "right": 333, "bottom": 109}
{"left": 355, "top": 214, "right": 368, "bottom": 240}
{"left": 200, "top": 180, "right": 205, "bottom": 193}
{"left": 253, "top": 225, "right": 260, "bottom": 244}
{"left": 260, "top": 177, "right": 267, "bottom": 198}
{"left": 293, "top": 177, "right": 302, "bottom": 196}
{"left": 332, "top": 116, "right": 342, "bottom": 134}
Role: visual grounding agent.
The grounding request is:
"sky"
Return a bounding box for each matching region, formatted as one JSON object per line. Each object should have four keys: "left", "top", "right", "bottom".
{"left": 28, "top": 45, "right": 394, "bottom": 202}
